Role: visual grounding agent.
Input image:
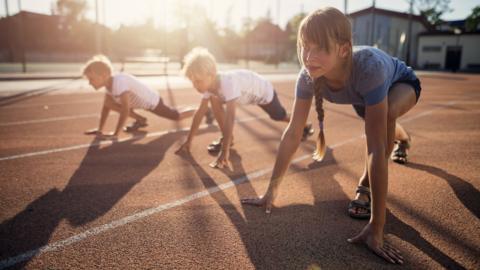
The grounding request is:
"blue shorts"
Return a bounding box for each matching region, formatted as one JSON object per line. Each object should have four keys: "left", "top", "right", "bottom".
{"left": 258, "top": 90, "right": 287, "bottom": 121}
{"left": 353, "top": 78, "right": 422, "bottom": 119}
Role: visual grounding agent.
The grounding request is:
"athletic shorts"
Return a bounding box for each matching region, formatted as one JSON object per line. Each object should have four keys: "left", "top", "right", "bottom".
{"left": 353, "top": 78, "right": 422, "bottom": 119}
{"left": 258, "top": 90, "right": 287, "bottom": 121}
{"left": 149, "top": 98, "right": 180, "bottom": 120}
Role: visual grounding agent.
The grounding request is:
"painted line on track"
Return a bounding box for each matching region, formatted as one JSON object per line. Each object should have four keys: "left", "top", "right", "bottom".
{"left": 0, "top": 98, "right": 100, "bottom": 109}
{"left": 0, "top": 114, "right": 99, "bottom": 126}
{"left": 0, "top": 99, "right": 464, "bottom": 269}
{"left": 0, "top": 115, "right": 270, "bottom": 162}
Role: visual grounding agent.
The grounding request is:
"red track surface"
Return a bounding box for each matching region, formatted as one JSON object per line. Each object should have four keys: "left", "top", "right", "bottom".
{"left": 0, "top": 73, "right": 479, "bottom": 269}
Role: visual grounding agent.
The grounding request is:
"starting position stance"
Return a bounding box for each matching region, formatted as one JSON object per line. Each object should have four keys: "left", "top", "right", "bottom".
{"left": 176, "top": 47, "right": 314, "bottom": 168}
{"left": 83, "top": 55, "right": 196, "bottom": 139}
{"left": 242, "top": 7, "right": 421, "bottom": 264}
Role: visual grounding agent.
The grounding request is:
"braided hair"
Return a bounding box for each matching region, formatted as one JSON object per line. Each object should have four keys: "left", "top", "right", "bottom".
{"left": 312, "top": 78, "right": 326, "bottom": 161}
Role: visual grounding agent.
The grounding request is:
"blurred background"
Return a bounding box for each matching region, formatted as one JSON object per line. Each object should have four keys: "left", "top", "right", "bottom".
{"left": 0, "top": 0, "right": 479, "bottom": 76}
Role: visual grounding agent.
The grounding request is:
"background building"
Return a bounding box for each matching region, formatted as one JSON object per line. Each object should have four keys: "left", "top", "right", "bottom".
{"left": 349, "top": 6, "right": 430, "bottom": 67}
{"left": 417, "top": 32, "right": 480, "bottom": 71}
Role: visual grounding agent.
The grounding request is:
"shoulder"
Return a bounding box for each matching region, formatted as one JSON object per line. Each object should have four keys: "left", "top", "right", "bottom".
{"left": 354, "top": 47, "right": 390, "bottom": 72}
{"left": 112, "top": 73, "right": 130, "bottom": 85}
{"left": 295, "top": 68, "right": 315, "bottom": 99}
{"left": 353, "top": 47, "right": 391, "bottom": 85}
{"left": 228, "top": 69, "right": 258, "bottom": 78}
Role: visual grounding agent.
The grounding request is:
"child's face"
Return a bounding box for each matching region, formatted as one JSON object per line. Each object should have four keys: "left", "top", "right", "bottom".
{"left": 301, "top": 40, "right": 347, "bottom": 79}
{"left": 189, "top": 72, "right": 216, "bottom": 94}
{"left": 86, "top": 72, "right": 109, "bottom": 90}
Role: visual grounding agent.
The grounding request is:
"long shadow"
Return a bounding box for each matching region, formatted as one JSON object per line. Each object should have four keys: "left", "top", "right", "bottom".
{"left": 386, "top": 212, "right": 467, "bottom": 269}
{"left": 0, "top": 129, "right": 209, "bottom": 269}
{"left": 178, "top": 149, "right": 352, "bottom": 268}
{"left": 236, "top": 104, "right": 317, "bottom": 155}
{"left": 306, "top": 150, "right": 466, "bottom": 269}
{"left": 0, "top": 79, "right": 80, "bottom": 107}
{"left": 180, "top": 148, "right": 465, "bottom": 269}
{"left": 405, "top": 162, "right": 479, "bottom": 219}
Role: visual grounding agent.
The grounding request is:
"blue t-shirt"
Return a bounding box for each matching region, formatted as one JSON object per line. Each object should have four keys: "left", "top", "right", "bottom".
{"left": 296, "top": 46, "right": 418, "bottom": 106}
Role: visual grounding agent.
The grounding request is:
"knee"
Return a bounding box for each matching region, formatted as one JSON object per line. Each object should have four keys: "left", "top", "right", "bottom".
{"left": 169, "top": 111, "right": 181, "bottom": 120}
{"left": 387, "top": 104, "right": 400, "bottom": 122}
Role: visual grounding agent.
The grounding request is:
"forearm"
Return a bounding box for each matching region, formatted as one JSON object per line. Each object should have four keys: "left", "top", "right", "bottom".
{"left": 210, "top": 98, "right": 226, "bottom": 135}
{"left": 114, "top": 109, "right": 129, "bottom": 135}
{"left": 267, "top": 127, "right": 303, "bottom": 193}
{"left": 367, "top": 149, "right": 388, "bottom": 227}
{"left": 220, "top": 114, "right": 235, "bottom": 153}
{"left": 186, "top": 108, "right": 207, "bottom": 142}
{"left": 98, "top": 106, "right": 110, "bottom": 131}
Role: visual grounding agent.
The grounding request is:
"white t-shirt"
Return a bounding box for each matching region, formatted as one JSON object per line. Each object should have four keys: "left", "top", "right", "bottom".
{"left": 108, "top": 73, "right": 160, "bottom": 110}
{"left": 202, "top": 70, "right": 274, "bottom": 105}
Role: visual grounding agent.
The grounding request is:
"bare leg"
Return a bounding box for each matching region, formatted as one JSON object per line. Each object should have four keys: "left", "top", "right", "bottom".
{"left": 350, "top": 83, "right": 416, "bottom": 217}
{"left": 395, "top": 123, "right": 410, "bottom": 141}
{"left": 151, "top": 99, "right": 195, "bottom": 121}
{"left": 348, "top": 83, "right": 417, "bottom": 264}
{"left": 348, "top": 147, "right": 370, "bottom": 216}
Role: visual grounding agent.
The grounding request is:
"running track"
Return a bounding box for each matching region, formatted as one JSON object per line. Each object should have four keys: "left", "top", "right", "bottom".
{"left": 0, "top": 73, "right": 479, "bottom": 269}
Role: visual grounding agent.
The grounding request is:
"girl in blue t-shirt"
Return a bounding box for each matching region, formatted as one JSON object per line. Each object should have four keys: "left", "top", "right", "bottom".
{"left": 242, "top": 7, "right": 421, "bottom": 264}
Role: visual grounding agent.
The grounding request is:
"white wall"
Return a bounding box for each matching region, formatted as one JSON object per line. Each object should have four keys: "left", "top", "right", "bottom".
{"left": 460, "top": 35, "right": 480, "bottom": 70}
{"left": 417, "top": 35, "right": 480, "bottom": 70}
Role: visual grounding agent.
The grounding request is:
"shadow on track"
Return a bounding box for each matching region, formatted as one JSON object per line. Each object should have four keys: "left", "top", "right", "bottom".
{"left": 0, "top": 79, "right": 80, "bottom": 107}
{"left": 406, "top": 162, "right": 479, "bottom": 219}
{"left": 0, "top": 128, "right": 214, "bottom": 269}
{"left": 178, "top": 148, "right": 465, "bottom": 269}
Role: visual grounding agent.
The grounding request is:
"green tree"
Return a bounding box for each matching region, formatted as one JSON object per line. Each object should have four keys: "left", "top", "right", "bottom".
{"left": 414, "top": 0, "right": 452, "bottom": 26}
{"left": 56, "top": 0, "right": 88, "bottom": 22}
{"left": 466, "top": 5, "right": 480, "bottom": 32}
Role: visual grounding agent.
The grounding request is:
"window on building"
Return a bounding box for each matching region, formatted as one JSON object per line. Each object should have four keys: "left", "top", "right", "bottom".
{"left": 422, "top": 46, "right": 442, "bottom": 52}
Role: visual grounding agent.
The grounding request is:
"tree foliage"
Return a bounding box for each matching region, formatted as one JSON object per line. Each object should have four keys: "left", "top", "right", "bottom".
{"left": 56, "top": 0, "right": 88, "bottom": 23}
{"left": 413, "top": 0, "right": 452, "bottom": 26}
{"left": 466, "top": 5, "right": 480, "bottom": 32}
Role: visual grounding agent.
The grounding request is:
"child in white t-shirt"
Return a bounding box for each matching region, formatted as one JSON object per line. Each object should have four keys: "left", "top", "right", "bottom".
{"left": 82, "top": 55, "right": 196, "bottom": 140}
{"left": 176, "top": 47, "right": 313, "bottom": 168}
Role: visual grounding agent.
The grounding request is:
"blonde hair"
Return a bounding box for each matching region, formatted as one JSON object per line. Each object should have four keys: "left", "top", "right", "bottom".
{"left": 297, "top": 7, "right": 352, "bottom": 67}
{"left": 182, "top": 47, "right": 217, "bottom": 78}
{"left": 297, "top": 7, "right": 353, "bottom": 161}
{"left": 82, "top": 55, "right": 113, "bottom": 76}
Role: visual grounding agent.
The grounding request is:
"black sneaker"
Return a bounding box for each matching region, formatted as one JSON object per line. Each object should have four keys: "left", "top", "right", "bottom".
{"left": 207, "top": 137, "right": 234, "bottom": 153}
{"left": 207, "top": 138, "right": 222, "bottom": 153}
{"left": 301, "top": 123, "right": 314, "bottom": 141}
{"left": 124, "top": 120, "right": 148, "bottom": 132}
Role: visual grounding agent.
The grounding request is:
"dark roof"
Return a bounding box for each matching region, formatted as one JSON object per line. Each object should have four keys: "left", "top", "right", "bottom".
{"left": 0, "top": 10, "right": 62, "bottom": 23}
{"left": 349, "top": 6, "right": 430, "bottom": 28}
{"left": 418, "top": 30, "right": 480, "bottom": 36}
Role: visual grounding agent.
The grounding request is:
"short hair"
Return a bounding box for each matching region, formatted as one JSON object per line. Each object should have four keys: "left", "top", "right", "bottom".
{"left": 82, "top": 55, "right": 113, "bottom": 76}
{"left": 182, "top": 47, "right": 217, "bottom": 78}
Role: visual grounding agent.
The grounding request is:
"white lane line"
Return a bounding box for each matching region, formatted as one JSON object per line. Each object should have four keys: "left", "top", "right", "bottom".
{"left": 0, "top": 99, "right": 464, "bottom": 269}
{"left": 0, "top": 135, "right": 359, "bottom": 270}
{"left": 0, "top": 98, "right": 100, "bottom": 109}
{"left": 0, "top": 115, "right": 270, "bottom": 162}
{"left": 0, "top": 114, "right": 99, "bottom": 126}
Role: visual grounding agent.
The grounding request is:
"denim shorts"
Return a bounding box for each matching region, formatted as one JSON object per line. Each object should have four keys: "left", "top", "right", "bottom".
{"left": 353, "top": 78, "right": 422, "bottom": 119}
